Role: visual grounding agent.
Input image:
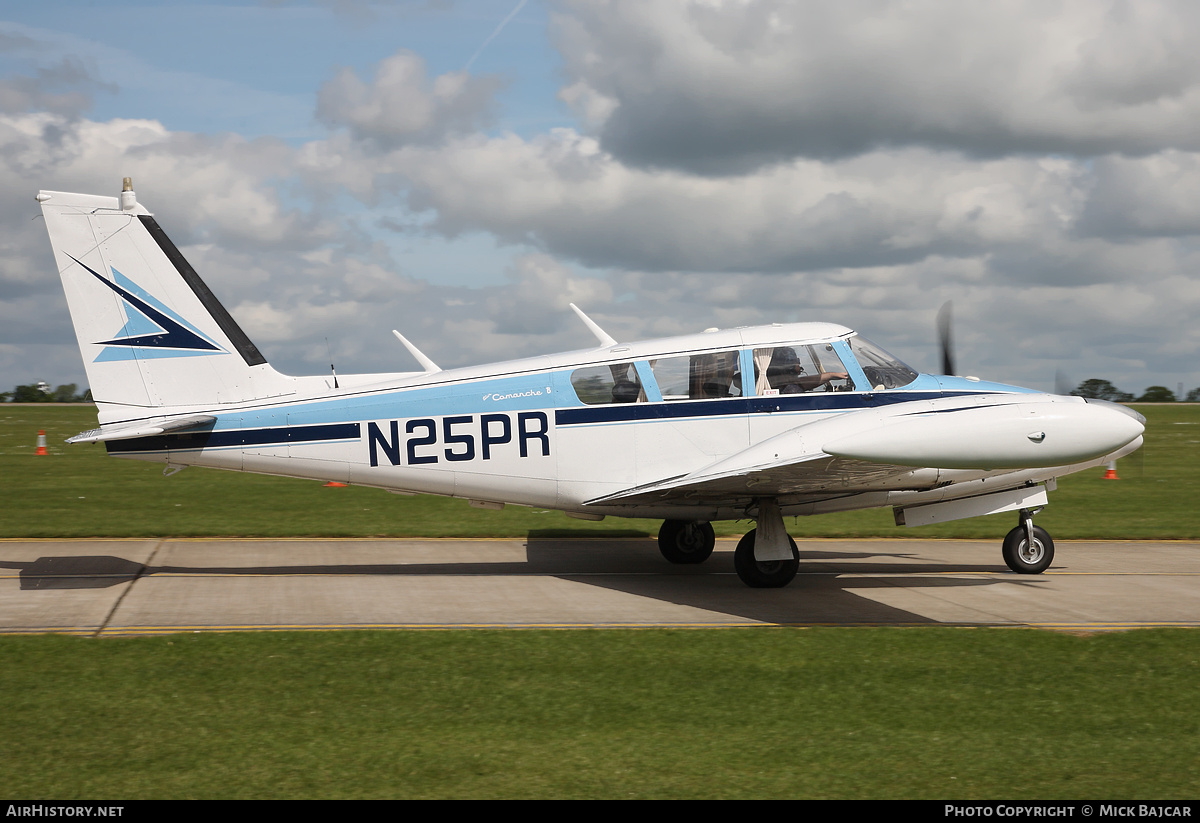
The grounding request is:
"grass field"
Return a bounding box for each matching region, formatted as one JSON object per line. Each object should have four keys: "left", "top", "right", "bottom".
{"left": 2, "top": 628, "right": 1199, "bottom": 799}
{"left": 1, "top": 403, "right": 1196, "bottom": 539}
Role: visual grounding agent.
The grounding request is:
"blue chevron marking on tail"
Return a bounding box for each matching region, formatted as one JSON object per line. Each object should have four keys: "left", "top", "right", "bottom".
{"left": 67, "top": 253, "right": 227, "bottom": 361}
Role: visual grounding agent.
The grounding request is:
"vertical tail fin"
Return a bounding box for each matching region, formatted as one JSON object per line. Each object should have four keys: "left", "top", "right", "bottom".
{"left": 39, "top": 183, "right": 291, "bottom": 422}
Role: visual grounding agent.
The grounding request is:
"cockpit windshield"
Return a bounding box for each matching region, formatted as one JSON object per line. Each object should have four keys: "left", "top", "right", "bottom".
{"left": 848, "top": 336, "right": 919, "bottom": 390}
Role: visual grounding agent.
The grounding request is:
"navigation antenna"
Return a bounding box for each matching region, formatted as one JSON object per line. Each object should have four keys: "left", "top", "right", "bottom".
{"left": 569, "top": 303, "right": 618, "bottom": 348}
{"left": 326, "top": 337, "right": 339, "bottom": 389}
{"left": 391, "top": 330, "right": 441, "bottom": 374}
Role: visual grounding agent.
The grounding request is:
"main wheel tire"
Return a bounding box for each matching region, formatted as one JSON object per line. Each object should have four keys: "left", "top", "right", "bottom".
{"left": 733, "top": 528, "right": 799, "bottom": 588}
{"left": 657, "top": 520, "right": 716, "bottom": 564}
{"left": 1002, "top": 524, "right": 1055, "bottom": 574}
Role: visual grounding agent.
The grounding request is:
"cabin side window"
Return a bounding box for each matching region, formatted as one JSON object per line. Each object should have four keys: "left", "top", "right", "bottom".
{"left": 752, "top": 344, "right": 855, "bottom": 394}
{"left": 651, "top": 351, "right": 742, "bottom": 400}
{"left": 570, "top": 362, "right": 645, "bottom": 405}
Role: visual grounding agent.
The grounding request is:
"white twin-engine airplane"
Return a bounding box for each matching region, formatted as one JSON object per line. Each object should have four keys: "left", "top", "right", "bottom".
{"left": 38, "top": 181, "right": 1145, "bottom": 588}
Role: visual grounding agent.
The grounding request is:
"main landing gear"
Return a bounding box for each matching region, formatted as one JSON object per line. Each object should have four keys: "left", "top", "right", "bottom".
{"left": 658, "top": 500, "right": 802, "bottom": 588}
{"left": 1001, "top": 508, "right": 1054, "bottom": 574}
{"left": 733, "top": 529, "right": 799, "bottom": 588}
{"left": 657, "top": 520, "right": 716, "bottom": 564}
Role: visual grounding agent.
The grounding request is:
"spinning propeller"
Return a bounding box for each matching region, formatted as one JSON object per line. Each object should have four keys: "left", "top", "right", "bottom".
{"left": 1055, "top": 369, "right": 1073, "bottom": 397}
{"left": 937, "top": 300, "right": 955, "bottom": 376}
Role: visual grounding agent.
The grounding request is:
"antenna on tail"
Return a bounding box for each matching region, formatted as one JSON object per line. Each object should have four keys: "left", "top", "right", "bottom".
{"left": 325, "top": 337, "right": 339, "bottom": 389}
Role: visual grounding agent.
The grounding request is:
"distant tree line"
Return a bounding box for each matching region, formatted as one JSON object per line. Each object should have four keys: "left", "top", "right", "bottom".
{"left": 0, "top": 383, "right": 92, "bottom": 403}
{"left": 1071, "top": 379, "right": 1200, "bottom": 403}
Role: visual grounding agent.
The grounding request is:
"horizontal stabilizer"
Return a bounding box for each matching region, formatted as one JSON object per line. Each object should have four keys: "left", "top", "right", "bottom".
{"left": 67, "top": 414, "right": 216, "bottom": 444}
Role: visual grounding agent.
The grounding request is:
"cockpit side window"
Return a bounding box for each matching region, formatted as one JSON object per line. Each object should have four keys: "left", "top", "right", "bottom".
{"left": 651, "top": 351, "right": 742, "bottom": 400}
{"left": 570, "top": 362, "right": 645, "bottom": 405}
{"left": 848, "top": 336, "right": 918, "bottom": 390}
{"left": 752, "top": 344, "right": 855, "bottom": 394}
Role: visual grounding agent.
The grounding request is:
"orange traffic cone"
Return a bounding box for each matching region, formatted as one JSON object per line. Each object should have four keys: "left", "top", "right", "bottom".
{"left": 35, "top": 430, "right": 48, "bottom": 456}
{"left": 1102, "top": 461, "right": 1118, "bottom": 480}
{"left": 323, "top": 481, "right": 348, "bottom": 487}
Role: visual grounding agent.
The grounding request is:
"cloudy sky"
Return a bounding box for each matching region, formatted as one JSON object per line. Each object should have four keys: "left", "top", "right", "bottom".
{"left": 4, "top": 0, "right": 1200, "bottom": 398}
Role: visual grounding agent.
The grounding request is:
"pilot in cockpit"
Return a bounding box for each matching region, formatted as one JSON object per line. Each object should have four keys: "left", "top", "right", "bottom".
{"left": 766, "top": 346, "right": 849, "bottom": 393}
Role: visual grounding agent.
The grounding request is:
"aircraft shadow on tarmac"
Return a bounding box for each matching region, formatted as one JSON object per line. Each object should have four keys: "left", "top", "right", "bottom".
{"left": 3, "top": 534, "right": 1044, "bottom": 626}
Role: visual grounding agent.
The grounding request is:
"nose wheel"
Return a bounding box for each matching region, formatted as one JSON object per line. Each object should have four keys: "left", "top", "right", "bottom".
{"left": 1001, "top": 509, "right": 1054, "bottom": 574}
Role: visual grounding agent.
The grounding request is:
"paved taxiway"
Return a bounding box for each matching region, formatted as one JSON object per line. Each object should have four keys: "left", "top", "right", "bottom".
{"left": 1, "top": 538, "right": 1198, "bottom": 635}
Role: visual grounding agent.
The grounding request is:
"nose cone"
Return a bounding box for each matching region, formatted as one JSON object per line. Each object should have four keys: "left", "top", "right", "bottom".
{"left": 823, "top": 394, "right": 1145, "bottom": 469}
{"left": 1072, "top": 399, "right": 1145, "bottom": 459}
{"left": 1084, "top": 397, "right": 1147, "bottom": 427}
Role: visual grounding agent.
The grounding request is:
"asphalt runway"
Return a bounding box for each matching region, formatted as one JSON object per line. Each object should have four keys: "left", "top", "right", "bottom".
{"left": 1, "top": 537, "right": 1198, "bottom": 636}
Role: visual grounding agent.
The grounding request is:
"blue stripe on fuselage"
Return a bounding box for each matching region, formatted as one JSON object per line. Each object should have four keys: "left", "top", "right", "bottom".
{"left": 200, "top": 374, "right": 564, "bottom": 433}
{"left": 104, "top": 422, "right": 361, "bottom": 454}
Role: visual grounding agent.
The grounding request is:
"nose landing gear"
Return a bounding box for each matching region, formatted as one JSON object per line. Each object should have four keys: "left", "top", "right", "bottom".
{"left": 1001, "top": 508, "right": 1054, "bottom": 574}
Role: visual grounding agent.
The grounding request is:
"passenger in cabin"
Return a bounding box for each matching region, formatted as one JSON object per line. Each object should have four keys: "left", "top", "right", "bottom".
{"left": 611, "top": 377, "right": 641, "bottom": 403}
{"left": 570, "top": 362, "right": 645, "bottom": 405}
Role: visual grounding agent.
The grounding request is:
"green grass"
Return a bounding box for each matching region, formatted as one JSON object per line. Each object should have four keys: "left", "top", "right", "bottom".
{"left": 1, "top": 628, "right": 1198, "bottom": 799}
{"left": 2, "top": 404, "right": 1197, "bottom": 539}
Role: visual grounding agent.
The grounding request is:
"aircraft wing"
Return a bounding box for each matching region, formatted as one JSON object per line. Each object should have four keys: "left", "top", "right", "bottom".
{"left": 585, "top": 393, "right": 1144, "bottom": 508}
{"left": 583, "top": 400, "right": 947, "bottom": 508}
{"left": 586, "top": 455, "right": 925, "bottom": 508}
{"left": 585, "top": 440, "right": 928, "bottom": 509}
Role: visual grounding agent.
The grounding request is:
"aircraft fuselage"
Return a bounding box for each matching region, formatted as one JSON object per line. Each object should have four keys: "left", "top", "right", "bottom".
{"left": 99, "top": 323, "right": 1140, "bottom": 523}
